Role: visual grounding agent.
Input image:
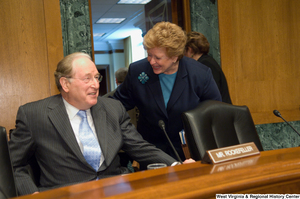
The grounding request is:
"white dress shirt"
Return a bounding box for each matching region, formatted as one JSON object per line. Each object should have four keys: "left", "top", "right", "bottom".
{"left": 62, "top": 98, "right": 104, "bottom": 167}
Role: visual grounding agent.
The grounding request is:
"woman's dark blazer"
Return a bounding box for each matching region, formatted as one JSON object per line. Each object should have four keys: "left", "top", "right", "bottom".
{"left": 113, "top": 57, "right": 222, "bottom": 160}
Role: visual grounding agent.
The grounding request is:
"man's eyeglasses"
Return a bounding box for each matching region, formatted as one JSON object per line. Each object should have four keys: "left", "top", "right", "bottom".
{"left": 67, "top": 74, "right": 103, "bottom": 84}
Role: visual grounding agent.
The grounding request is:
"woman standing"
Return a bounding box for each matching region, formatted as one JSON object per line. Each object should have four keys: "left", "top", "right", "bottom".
{"left": 113, "top": 22, "right": 221, "bottom": 162}
{"left": 185, "top": 31, "right": 232, "bottom": 104}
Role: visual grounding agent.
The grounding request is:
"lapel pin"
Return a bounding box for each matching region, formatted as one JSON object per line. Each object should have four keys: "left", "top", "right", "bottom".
{"left": 138, "top": 72, "right": 149, "bottom": 84}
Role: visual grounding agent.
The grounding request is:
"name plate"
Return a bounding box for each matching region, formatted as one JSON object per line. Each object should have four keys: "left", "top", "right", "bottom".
{"left": 201, "top": 142, "right": 260, "bottom": 164}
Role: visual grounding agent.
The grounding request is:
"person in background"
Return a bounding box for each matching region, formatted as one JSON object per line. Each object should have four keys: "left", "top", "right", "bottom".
{"left": 103, "top": 67, "right": 128, "bottom": 97}
{"left": 9, "top": 52, "right": 193, "bottom": 196}
{"left": 103, "top": 67, "right": 138, "bottom": 127}
{"left": 185, "top": 31, "right": 232, "bottom": 104}
{"left": 113, "top": 22, "right": 222, "bottom": 163}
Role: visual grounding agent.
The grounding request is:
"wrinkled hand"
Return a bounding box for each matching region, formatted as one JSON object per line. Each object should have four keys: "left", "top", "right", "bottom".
{"left": 183, "top": 158, "right": 195, "bottom": 164}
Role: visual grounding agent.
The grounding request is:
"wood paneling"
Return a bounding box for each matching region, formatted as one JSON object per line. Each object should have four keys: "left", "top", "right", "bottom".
{"left": 182, "top": 0, "right": 191, "bottom": 32}
{"left": 171, "top": 0, "right": 191, "bottom": 32}
{"left": 0, "top": 0, "right": 63, "bottom": 132}
{"left": 218, "top": 0, "right": 300, "bottom": 124}
{"left": 43, "top": 0, "right": 64, "bottom": 96}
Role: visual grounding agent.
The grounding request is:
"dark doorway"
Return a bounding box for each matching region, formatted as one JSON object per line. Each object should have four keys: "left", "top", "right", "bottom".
{"left": 96, "top": 65, "right": 110, "bottom": 96}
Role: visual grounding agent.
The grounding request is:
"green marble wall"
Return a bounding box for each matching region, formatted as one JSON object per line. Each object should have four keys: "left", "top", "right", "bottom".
{"left": 60, "top": 0, "right": 92, "bottom": 57}
{"left": 190, "top": 0, "right": 300, "bottom": 151}
{"left": 256, "top": 121, "right": 300, "bottom": 151}
{"left": 190, "top": 0, "right": 220, "bottom": 65}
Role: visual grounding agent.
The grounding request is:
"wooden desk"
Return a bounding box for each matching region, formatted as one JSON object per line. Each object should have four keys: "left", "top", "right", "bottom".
{"left": 13, "top": 147, "right": 300, "bottom": 199}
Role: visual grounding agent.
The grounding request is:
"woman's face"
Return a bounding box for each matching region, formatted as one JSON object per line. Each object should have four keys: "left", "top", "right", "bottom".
{"left": 147, "top": 47, "right": 178, "bottom": 75}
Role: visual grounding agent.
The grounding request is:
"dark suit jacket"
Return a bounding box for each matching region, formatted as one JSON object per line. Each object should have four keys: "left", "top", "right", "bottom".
{"left": 113, "top": 57, "right": 222, "bottom": 160}
{"left": 9, "top": 94, "right": 176, "bottom": 195}
{"left": 198, "top": 54, "right": 232, "bottom": 104}
{"left": 103, "top": 88, "right": 138, "bottom": 127}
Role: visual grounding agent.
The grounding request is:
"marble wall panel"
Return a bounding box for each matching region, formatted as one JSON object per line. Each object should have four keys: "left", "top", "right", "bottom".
{"left": 256, "top": 121, "right": 300, "bottom": 151}
{"left": 190, "top": 0, "right": 220, "bottom": 65}
{"left": 60, "top": 0, "right": 92, "bottom": 57}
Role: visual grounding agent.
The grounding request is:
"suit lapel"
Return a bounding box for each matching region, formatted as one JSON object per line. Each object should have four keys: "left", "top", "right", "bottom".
{"left": 47, "top": 95, "right": 86, "bottom": 164}
{"left": 167, "top": 60, "right": 188, "bottom": 111}
{"left": 90, "top": 100, "right": 109, "bottom": 166}
{"left": 146, "top": 67, "right": 168, "bottom": 117}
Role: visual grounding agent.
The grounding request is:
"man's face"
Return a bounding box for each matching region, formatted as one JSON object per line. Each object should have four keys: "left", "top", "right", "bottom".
{"left": 64, "top": 57, "right": 100, "bottom": 110}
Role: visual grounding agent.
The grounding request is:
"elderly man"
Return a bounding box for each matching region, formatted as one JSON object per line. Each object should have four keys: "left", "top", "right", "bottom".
{"left": 9, "top": 52, "right": 193, "bottom": 196}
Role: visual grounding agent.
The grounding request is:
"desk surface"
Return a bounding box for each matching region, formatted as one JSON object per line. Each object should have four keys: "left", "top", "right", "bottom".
{"left": 14, "top": 147, "right": 300, "bottom": 199}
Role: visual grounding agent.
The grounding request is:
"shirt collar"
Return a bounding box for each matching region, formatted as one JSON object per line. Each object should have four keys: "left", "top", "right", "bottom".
{"left": 62, "top": 97, "right": 91, "bottom": 120}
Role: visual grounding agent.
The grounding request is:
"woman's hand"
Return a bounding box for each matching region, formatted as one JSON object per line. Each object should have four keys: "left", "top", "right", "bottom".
{"left": 183, "top": 158, "right": 196, "bottom": 164}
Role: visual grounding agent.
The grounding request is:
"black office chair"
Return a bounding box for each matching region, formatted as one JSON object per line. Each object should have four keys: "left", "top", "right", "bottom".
{"left": 0, "top": 126, "right": 17, "bottom": 199}
{"left": 181, "top": 100, "right": 263, "bottom": 161}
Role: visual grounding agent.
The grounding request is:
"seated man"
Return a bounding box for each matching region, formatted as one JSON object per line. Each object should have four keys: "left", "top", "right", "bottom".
{"left": 9, "top": 52, "right": 194, "bottom": 196}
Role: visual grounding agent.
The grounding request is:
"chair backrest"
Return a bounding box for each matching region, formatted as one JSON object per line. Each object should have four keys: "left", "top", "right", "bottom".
{"left": 181, "top": 100, "right": 264, "bottom": 161}
{"left": 0, "top": 126, "right": 17, "bottom": 199}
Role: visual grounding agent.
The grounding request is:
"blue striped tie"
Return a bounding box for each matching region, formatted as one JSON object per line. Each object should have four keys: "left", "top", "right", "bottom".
{"left": 77, "top": 110, "right": 101, "bottom": 171}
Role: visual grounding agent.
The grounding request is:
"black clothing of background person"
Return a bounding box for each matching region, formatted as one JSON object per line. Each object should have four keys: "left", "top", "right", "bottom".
{"left": 185, "top": 31, "right": 232, "bottom": 104}
{"left": 197, "top": 54, "right": 232, "bottom": 104}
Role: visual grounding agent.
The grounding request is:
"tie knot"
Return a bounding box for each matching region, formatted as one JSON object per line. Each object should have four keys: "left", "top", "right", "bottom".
{"left": 77, "top": 110, "right": 87, "bottom": 119}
